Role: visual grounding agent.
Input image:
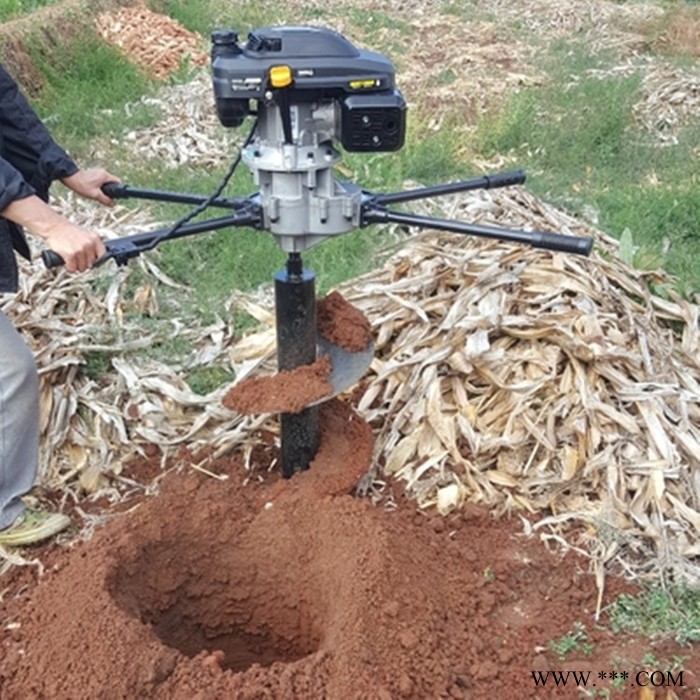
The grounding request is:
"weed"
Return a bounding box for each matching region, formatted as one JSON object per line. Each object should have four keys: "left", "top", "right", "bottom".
{"left": 641, "top": 650, "right": 687, "bottom": 671}
{"left": 185, "top": 365, "right": 235, "bottom": 395}
{"left": 607, "top": 584, "right": 700, "bottom": 645}
{"left": 147, "top": 0, "right": 303, "bottom": 36}
{"left": 547, "top": 621, "right": 595, "bottom": 660}
{"left": 609, "top": 671, "right": 626, "bottom": 693}
{"left": 82, "top": 350, "right": 112, "bottom": 382}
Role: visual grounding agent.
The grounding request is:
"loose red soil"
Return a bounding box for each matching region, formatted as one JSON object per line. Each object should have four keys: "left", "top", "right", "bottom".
{"left": 223, "top": 292, "right": 371, "bottom": 415}
{"left": 223, "top": 354, "right": 332, "bottom": 414}
{"left": 1, "top": 399, "right": 697, "bottom": 698}
{"left": 317, "top": 291, "right": 373, "bottom": 352}
{"left": 1, "top": 295, "right": 697, "bottom": 698}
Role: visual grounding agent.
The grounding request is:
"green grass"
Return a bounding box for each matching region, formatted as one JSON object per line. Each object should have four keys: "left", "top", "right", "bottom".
{"left": 547, "top": 621, "right": 595, "bottom": 660}
{"left": 0, "top": 0, "right": 59, "bottom": 22}
{"left": 148, "top": 0, "right": 304, "bottom": 36}
{"left": 13, "top": 0, "right": 700, "bottom": 378}
{"left": 28, "top": 35, "right": 158, "bottom": 152}
{"left": 473, "top": 39, "right": 700, "bottom": 294}
{"left": 607, "top": 584, "right": 700, "bottom": 646}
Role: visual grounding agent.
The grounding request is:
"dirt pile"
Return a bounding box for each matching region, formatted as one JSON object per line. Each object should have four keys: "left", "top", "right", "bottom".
{"left": 222, "top": 292, "right": 373, "bottom": 415}
{"left": 317, "top": 291, "right": 373, "bottom": 353}
{"left": 1, "top": 400, "right": 658, "bottom": 700}
{"left": 223, "top": 354, "right": 332, "bottom": 414}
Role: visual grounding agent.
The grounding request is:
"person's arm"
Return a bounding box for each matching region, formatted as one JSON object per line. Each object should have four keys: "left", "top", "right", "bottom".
{"left": 0, "top": 66, "right": 118, "bottom": 271}
{"left": 1, "top": 194, "right": 105, "bottom": 272}
{"left": 0, "top": 65, "right": 121, "bottom": 203}
{"left": 0, "top": 65, "right": 79, "bottom": 191}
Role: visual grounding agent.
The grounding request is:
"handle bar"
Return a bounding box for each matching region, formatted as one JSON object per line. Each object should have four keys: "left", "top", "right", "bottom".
{"left": 363, "top": 207, "right": 593, "bottom": 256}
{"left": 42, "top": 173, "right": 594, "bottom": 268}
{"left": 42, "top": 180, "right": 262, "bottom": 268}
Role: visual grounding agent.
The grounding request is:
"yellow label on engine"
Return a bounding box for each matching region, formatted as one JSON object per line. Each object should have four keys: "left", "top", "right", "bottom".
{"left": 349, "top": 78, "right": 380, "bottom": 90}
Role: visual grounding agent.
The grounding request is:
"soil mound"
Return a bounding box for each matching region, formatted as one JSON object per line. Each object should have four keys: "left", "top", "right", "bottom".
{"left": 0, "top": 400, "right": 637, "bottom": 699}
{"left": 223, "top": 354, "right": 332, "bottom": 414}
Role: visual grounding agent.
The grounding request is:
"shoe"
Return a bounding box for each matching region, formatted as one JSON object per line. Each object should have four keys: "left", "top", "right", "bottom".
{"left": 0, "top": 508, "right": 71, "bottom": 546}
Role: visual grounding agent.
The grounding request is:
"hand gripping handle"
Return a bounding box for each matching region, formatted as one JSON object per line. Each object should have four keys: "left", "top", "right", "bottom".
{"left": 42, "top": 183, "right": 123, "bottom": 268}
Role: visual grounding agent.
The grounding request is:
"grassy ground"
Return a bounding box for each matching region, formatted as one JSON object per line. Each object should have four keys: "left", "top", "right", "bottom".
{"left": 7, "top": 0, "right": 697, "bottom": 401}
{"left": 20, "top": 0, "right": 699, "bottom": 298}
{"left": 0, "top": 0, "right": 59, "bottom": 22}
{"left": 474, "top": 38, "right": 700, "bottom": 296}
{"left": 6, "top": 1, "right": 698, "bottom": 392}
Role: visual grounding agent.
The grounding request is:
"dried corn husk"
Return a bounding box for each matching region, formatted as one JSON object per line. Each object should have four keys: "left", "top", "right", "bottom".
{"left": 7, "top": 176, "right": 698, "bottom": 588}
{"left": 100, "top": 71, "right": 241, "bottom": 169}
{"left": 95, "top": 6, "right": 207, "bottom": 80}
{"left": 337, "top": 187, "right": 700, "bottom": 586}
{"left": 633, "top": 65, "right": 700, "bottom": 146}
{"left": 1, "top": 19, "right": 698, "bottom": 592}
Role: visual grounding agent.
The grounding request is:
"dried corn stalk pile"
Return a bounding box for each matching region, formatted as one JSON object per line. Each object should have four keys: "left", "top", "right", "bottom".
{"left": 339, "top": 189, "right": 700, "bottom": 586}
{"left": 95, "top": 5, "right": 207, "bottom": 80}
{"left": 118, "top": 71, "right": 240, "bottom": 168}
{"left": 101, "top": 182, "right": 699, "bottom": 586}
{"left": 633, "top": 65, "right": 700, "bottom": 146}
{"left": 1, "top": 0, "right": 698, "bottom": 584}
{"left": 0, "top": 182, "right": 274, "bottom": 496}
{"left": 0, "top": 197, "right": 164, "bottom": 497}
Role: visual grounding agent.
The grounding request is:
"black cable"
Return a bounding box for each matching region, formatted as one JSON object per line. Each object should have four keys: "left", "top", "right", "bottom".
{"left": 138, "top": 118, "right": 258, "bottom": 254}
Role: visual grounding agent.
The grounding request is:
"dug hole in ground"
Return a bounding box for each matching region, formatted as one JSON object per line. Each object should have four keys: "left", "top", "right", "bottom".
{"left": 1, "top": 2, "right": 699, "bottom": 699}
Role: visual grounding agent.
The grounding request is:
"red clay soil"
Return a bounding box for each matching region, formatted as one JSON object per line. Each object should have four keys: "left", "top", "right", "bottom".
{"left": 223, "top": 292, "right": 370, "bottom": 415}
{"left": 223, "top": 354, "right": 333, "bottom": 414}
{"left": 1, "top": 294, "right": 698, "bottom": 698}
{"left": 317, "top": 290, "right": 372, "bottom": 352}
{"left": 1, "top": 400, "right": 697, "bottom": 699}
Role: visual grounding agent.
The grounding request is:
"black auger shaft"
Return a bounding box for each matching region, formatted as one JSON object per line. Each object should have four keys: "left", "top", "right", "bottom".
{"left": 274, "top": 253, "right": 319, "bottom": 477}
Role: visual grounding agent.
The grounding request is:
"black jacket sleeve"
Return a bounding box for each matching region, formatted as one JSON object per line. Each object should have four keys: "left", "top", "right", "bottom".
{"left": 0, "top": 63, "right": 78, "bottom": 206}
{"left": 0, "top": 64, "right": 80, "bottom": 283}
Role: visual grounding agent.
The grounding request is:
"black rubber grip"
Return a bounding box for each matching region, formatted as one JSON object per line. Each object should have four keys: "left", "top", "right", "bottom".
{"left": 485, "top": 170, "right": 526, "bottom": 188}
{"left": 42, "top": 250, "right": 65, "bottom": 268}
{"left": 101, "top": 182, "right": 127, "bottom": 198}
{"left": 533, "top": 231, "right": 594, "bottom": 256}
